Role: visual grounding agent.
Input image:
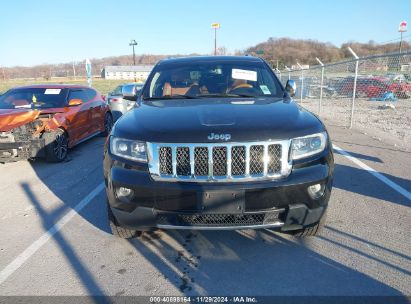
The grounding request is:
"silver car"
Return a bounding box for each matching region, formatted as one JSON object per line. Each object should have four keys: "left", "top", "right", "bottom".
{"left": 107, "top": 83, "right": 143, "bottom": 121}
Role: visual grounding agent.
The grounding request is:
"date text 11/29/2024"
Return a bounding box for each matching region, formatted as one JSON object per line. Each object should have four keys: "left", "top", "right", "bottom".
{"left": 149, "top": 296, "right": 257, "bottom": 303}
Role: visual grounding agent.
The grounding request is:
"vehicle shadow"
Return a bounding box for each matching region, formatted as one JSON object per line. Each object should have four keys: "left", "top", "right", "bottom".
{"left": 333, "top": 163, "right": 411, "bottom": 207}
{"left": 124, "top": 228, "right": 409, "bottom": 296}
{"left": 20, "top": 182, "right": 109, "bottom": 301}
{"left": 17, "top": 137, "right": 111, "bottom": 301}
{"left": 333, "top": 139, "right": 411, "bottom": 154}
{"left": 333, "top": 149, "right": 384, "bottom": 163}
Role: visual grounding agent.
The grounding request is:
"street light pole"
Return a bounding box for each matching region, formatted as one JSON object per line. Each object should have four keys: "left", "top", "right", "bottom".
{"left": 72, "top": 61, "right": 76, "bottom": 80}
{"left": 211, "top": 23, "right": 220, "bottom": 56}
{"left": 398, "top": 21, "right": 408, "bottom": 54}
{"left": 399, "top": 31, "right": 403, "bottom": 54}
{"left": 214, "top": 28, "right": 217, "bottom": 56}
{"left": 129, "top": 39, "right": 138, "bottom": 65}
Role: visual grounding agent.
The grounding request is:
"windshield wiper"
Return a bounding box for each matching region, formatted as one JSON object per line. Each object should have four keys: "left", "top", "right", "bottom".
{"left": 144, "top": 94, "right": 198, "bottom": 101}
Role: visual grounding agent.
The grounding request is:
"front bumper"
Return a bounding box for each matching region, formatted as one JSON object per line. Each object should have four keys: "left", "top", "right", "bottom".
{"left": 0, "top": 138, "right": 45, "bottom": 163}
{"left": 105, "top": 151, "right": 334, "bottom": 231}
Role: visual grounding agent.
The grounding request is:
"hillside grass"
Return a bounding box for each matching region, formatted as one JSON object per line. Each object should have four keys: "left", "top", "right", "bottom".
{"left": 0, "top": 78, "right": 126, "bottom": 95}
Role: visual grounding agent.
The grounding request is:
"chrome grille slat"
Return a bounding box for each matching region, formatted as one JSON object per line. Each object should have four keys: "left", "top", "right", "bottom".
{"left": 189, "top": 147, "right": 195, "bottom": 176}
{"left": 171, "top": 146, "right": 177, "bottom": 176}
{"left": 245, "top": 146, "right": 250, "bottom": 176}
{"left": 263, "top": 144, "right": 269, "bottom": 176}
{"left": 207, "top": 147, "right": 213, "bottom": 177}
{"left": 151, "top": 141, "right": 292, "bottom": 182}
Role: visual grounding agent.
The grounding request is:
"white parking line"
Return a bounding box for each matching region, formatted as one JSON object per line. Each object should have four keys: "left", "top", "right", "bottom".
{"left": 0, "top": 182, "right": 105, "bottom": 286}
{"left": 334, "top": 145, "right": 411, "bottom": 202}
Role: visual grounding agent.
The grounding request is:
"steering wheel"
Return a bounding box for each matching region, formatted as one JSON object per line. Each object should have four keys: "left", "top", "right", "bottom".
{"left": 228, "top": 83, "right": 254, "bottom": 94}
{"left": 230, "top": 83, "right": 253, "bottom": 91}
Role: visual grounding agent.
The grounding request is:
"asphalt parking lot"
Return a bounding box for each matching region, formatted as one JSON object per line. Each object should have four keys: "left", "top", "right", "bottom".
{"left": 0, "top": 123, "right": 410, "bottom": 297}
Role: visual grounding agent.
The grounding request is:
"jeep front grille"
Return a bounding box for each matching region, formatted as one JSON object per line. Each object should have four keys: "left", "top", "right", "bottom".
{"left": 149, "top": 141, "right": 292, "bottom": 182}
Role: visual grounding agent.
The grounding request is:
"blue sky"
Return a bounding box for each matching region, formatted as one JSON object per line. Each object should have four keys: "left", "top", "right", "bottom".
{"left": 0, "top": 0, "right": 410, "bottom": 67}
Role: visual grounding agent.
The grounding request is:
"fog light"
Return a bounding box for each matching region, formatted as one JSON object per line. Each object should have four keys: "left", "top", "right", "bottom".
{"left": 117, "top": 187, "right": 133, "bottom": 197}
{"left": 307, "top": 183, "right": 325, "bottom": 199}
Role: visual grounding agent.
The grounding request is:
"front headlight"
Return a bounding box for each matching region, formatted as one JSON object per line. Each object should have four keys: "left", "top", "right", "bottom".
{"left": 110, "top": 137, "right": 147, "bottom": 162}
{"left": 291, "top": 132, "right": 327, "bottom": 160}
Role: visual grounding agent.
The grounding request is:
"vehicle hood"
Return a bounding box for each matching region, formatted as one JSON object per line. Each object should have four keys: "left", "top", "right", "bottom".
{"left": 112, "top": 98, "right": 325, "bottom": 143}
{"left": 0, "top": 109, "right": 40, "bottom": 132}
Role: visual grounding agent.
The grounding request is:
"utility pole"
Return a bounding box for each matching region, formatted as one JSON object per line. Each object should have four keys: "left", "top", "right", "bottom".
{"left": 72, "top": 61, "right": 76, "bottom": 80}
{"left": 214, "top": 28, "right": 217, "bottom": 55}
{"left": 129, "top": 39, "right": 138, "bottom": 65}
{"left": 211, "top": 23, "right": 220, "bottom": 55}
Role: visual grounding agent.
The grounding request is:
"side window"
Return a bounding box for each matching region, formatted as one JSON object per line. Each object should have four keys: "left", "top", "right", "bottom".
{"left": 258, "top": 68, "right": 278, "bottom": 95}
{"left": 85, "top": 89, "right": 97, "bottom": 101}
{"left": 68, "top": 90, "right": 88, "bottom": 102}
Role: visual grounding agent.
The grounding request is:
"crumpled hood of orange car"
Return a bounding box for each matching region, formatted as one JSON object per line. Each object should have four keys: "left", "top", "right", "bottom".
{"left": 0, "top": 109, "right": 40, "bottom": 132}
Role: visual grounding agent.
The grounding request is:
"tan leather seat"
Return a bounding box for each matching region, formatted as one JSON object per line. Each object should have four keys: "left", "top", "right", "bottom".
{"left": 162, "top": 82, "right": 192, "bottom": 96}
{"left": 162, "top": 82, "right": 172, "bottom": 96}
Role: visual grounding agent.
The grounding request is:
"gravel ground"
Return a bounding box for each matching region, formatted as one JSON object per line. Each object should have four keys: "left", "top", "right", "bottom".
{"left": 301, "top": 97, "right": 411, "bottom": 151}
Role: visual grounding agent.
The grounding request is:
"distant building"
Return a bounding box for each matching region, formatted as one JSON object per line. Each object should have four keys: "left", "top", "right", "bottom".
{"left": 291, "top": 64, "right": 310, "bottom": 70}
{"left": 101, "top": 65, "right": 153, "bottom": 80}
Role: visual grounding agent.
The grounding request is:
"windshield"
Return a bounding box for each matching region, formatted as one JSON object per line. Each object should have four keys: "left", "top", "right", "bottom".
{"left": 0, "top": 88, "right": 68, "bottom": 110}
{"left": 142, "top": 60, "right": 283, "bottom": 100}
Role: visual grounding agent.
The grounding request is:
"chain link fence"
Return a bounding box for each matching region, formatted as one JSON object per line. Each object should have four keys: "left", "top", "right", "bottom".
{"left": 275, "top": 51, "right": 411, "bottom": 146}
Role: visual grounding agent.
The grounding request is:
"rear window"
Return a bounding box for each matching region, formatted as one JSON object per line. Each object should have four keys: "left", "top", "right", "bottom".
{"left": 112, "top": 86, "right": 123, "bottom": 95}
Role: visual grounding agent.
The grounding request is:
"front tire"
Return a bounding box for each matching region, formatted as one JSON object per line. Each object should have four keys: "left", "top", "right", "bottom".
{"left": 43, "top": 129, "right": 68, "bottom": 162}
{"left": 102, "top": 113, "right": 113, "bottom": 136}
{"left": 107, "top": 202, "right": 140, "bottom": 239}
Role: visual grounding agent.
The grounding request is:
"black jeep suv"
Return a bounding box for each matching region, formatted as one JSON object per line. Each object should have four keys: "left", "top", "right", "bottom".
{"left": 103, "top": 56, "right": 334, "bottom": 238}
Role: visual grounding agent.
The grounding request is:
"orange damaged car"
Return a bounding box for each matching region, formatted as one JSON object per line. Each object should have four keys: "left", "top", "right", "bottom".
{"left": 0, "top": 85, "right": 113, "bottom": 162}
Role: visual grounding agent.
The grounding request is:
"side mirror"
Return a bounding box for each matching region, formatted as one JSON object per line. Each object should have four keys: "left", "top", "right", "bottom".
{"left": 122, "top": 85, "right": 137, "bottom": 101}
{"left": 68, "top": 98, "right": 83, "bottom": 106}
{"left": 285, "top": 80, "right": 297, "bottom": 97}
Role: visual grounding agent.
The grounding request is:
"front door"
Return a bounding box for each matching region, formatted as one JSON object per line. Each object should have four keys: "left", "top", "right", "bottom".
{"left": 66, "top": 89, "right": 92, "bottom": 144}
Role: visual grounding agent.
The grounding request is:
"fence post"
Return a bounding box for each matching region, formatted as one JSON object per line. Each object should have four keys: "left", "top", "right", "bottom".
{"left": 316, "top": 57, "right": 325, "bottom": 116}
{"left": 276, "top": 69, "right": 282, "bottom": 83}
{"left": 285, "top": 66, "right": 291, "bottom": 80}
{"left": 297, "top": 62, "right": 303, "bottom": 104}
{"left": 348, "top": 47, "right": 359, "bottom": 128}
